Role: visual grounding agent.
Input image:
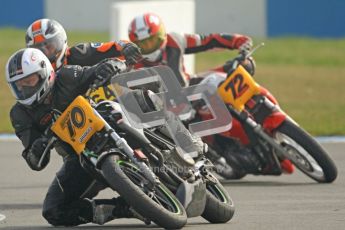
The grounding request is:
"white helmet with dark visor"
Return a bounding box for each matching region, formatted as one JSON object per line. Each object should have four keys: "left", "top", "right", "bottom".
{"left": 5, "top": 48, "right": 55, "bottom": 107}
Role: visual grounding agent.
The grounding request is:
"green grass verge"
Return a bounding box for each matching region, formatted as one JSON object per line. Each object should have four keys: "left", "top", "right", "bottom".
{"left": 0, "top": 28, "right": 344, "bottom": 135}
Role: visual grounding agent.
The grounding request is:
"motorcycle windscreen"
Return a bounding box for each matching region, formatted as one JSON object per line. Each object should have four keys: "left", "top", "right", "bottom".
{"left": 51, "top": 96, "right": 105, "bottom": 154}
{"left": 109, "top": 66, "right": 232, "bottom": 157}
{"left": 110, "top": 66, "right": 193, "bottom": 128}
{"left": 218, "top": 65, "right": 261, "bottom": 111}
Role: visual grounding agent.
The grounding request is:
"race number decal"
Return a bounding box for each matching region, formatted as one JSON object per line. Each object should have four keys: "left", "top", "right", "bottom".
{"left": 90, "top": 85, "right": 116, "bottom": 103}
{"left": 224, "top": 74, "right": 249, "bottom": 99}
{"left": 218, "top": 65, "right": 260, "bottom": 111}
{"left": 51, "top": 96, "right": 105, "bottom": 154}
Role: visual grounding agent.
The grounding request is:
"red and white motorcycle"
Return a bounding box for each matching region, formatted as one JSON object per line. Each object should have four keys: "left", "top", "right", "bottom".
{"left": 190, "top": 44, "right": 337, "bottom": 183}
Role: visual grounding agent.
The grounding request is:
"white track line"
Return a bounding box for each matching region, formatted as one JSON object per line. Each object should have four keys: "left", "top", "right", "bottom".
{"left": 0, "top": 213, "right": 6, "bottom": 222}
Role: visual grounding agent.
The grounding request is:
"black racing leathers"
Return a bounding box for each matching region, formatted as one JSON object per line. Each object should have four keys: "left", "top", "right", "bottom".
{"left": 66, "top": 42, "right": 125, "bottom": 67}
{"left": 9, "top": 63, "right": 120, "bottom": 226}
{"left": 10, "top": 41, "right": 135, "bottom": 226}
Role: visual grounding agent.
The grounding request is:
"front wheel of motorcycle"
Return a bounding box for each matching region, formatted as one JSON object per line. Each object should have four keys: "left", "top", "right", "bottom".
{"left": 201, "top": 181, "right": 235, "bottom": 223}
{"left": 274, "top": 119, "right": 338, "bottom": 183}
{"left": 101, "top": 154, "right": 187, "bottom": 229}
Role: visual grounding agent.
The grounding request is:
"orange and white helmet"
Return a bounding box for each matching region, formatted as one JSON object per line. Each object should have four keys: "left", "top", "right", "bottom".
{"left": 128, "top": 13, "right": 167, "bottom": 62}
{"left": 25, "top": 19, "right": 67, "bottom": 70}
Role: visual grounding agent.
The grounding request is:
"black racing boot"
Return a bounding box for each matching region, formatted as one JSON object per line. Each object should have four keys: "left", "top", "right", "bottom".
{"left": 213, "top": 156, "right": 236, "bottom": 179}
{"left": 205, "top": 146, "right": 236, "bottom": 179}
{"left": 112, "top": 197, "right": 151, "bottom": 225}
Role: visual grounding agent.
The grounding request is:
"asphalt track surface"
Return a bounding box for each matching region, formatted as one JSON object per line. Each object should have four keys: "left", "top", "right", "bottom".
{"left": 0, "top": 140, "right": 344, "bottom": 230}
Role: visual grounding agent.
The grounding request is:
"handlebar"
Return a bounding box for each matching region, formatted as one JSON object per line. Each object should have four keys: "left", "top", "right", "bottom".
{"left": 244, "top": 42, "right": 265, "bottom": 59}
{"left": 229, "top": 42, "right": 265, "bottom": 74}
{"left": 86, "top": 59, "right": 131, "bottom": 97}
{"left": 37, "top": 136, "right": 57, "bottom": 169}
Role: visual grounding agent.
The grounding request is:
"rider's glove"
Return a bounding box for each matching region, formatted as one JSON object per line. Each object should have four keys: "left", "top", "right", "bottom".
{"left": 223, "top": 57, "right": 256, "bottom": 76}
{"left": 232, "top": 34, "right": 253, "bottom": 51}
{"left": 95, "top": 58, "right": 127, "bottom": 81}
{"left": 242, "top": 56, "right": 256, "bottom": 76}
{"left": 223, "top": 60, "right": 235, "bottom": 75}
{"left": 120, "top": 42, "right": 142, "bottom": 65}
{"left": 24, "top": 137, "right": 51, "bottom": 171}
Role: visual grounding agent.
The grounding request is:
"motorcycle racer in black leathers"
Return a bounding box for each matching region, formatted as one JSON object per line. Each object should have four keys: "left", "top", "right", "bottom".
{"left": 25, "top": 18, "right": 141, "bottom": 102}
{"left": 6, "top": 47, "right": 146, "bottom": 226}
{"left": 25, "top": 18, "right": 141, "bottom": 70}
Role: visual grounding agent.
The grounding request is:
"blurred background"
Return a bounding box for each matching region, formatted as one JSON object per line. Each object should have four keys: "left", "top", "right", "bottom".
{"left": 0, "top": 0, "right": 344, "bottom": 135}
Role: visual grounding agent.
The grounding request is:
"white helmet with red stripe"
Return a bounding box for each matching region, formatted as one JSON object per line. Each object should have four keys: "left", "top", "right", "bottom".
{"left": 5, "top": 48, "right": 55, "bottom": 107}
{"left": 25, "top": 19, "right": 67, "bottom": 70}
{"left": 128, "top": 13, "right": 167, "bottom": 62}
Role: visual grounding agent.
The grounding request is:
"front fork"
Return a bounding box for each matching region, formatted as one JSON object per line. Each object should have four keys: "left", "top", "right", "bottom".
{"left": 83, "top": 108, "right": 160, "bottom": 186}
{"left": 228, "top": 99, "right": 288, "bottom": 174}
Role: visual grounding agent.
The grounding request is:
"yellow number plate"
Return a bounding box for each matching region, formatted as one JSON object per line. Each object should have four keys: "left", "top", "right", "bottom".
{"left": 90, "top": 84, "right": 116, "bottom": 103}
{"left": 218, "top": 65, "right": 260, "bottom": 111}
{"left": 51, "top": 96, "right": 105, "bottom": 154}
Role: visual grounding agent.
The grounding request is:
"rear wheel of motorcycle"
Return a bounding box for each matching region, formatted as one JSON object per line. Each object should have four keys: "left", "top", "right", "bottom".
{"left": 274, "top": 120, "right": 338, "bottom": 183}
{"left": 201, "top": 181, "right": 235, "bottom": 223}
{"left": 101, "top": 154, "right": 187, "bottom": 229}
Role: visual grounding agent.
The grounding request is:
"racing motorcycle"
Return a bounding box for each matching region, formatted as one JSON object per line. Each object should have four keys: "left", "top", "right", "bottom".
{"left": 190, "top": 44, "right": 338, "bottom": 183}
{"left": 39, "top": 63, "right": 234, "bottom": 228}
{"left": 108, "top": 65, "right": 234, "bottom": 223}
{"left": 38, "top": 64, "right": 186, "bottom": 229}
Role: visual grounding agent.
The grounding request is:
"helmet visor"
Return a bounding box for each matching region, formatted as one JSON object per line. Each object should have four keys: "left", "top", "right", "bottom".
{"left": 10, "top": 72, "right": 45, "bottom": 100}
{"left": 135, "top": 28, "right": 166, "bottom": 54}
{"left": 30, "top": 33, "right": 65, "bottom": 63}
